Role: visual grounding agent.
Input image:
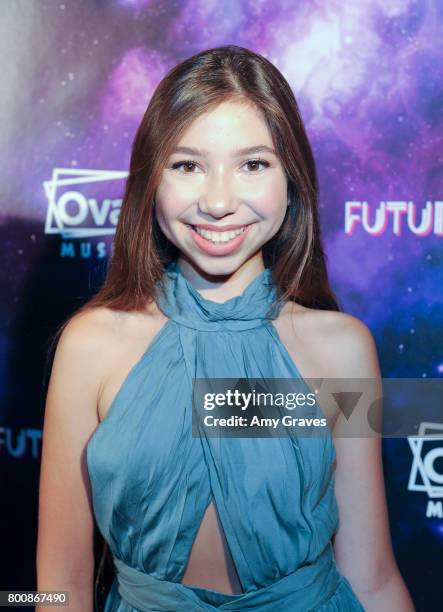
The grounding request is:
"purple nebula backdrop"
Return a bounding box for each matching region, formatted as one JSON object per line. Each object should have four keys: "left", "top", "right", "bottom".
{"left": 0, "top": 0, "right": 442, "bottom": 607}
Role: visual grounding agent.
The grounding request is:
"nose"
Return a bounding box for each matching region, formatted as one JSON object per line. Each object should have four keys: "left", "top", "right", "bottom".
{"left": 198, "top": 172, "right": 239, "bottom": 218}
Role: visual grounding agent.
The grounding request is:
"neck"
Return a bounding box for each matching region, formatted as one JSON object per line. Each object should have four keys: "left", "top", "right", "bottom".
{"left": 176, "top": 253, "right": 266, "bottom": 304}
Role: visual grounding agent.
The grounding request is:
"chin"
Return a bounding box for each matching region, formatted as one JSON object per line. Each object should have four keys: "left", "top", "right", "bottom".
{"left": 182, "top": 253, "right": 258, "bottom": 278}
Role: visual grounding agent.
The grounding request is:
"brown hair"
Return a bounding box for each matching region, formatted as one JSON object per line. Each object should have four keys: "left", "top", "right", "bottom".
{"left": 57, "top": 43, "right": 340, "bottom": 336}
{"left": 45, "top": 44, "right": 341, "bottom": 608}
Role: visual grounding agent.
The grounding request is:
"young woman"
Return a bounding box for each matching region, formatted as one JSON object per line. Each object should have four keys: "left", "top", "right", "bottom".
{"left": 37, "top": 45, "right": 415, "bottom": 611}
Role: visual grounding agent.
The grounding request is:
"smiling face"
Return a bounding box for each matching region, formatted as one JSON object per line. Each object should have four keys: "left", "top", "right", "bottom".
{"left": 154, "top": 98, "right": 288, "bottom": 280}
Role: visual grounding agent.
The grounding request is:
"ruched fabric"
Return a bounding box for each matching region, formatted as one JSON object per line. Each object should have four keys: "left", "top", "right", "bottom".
{"left": 86, "top": 260, "right": 365, "bottom": 611}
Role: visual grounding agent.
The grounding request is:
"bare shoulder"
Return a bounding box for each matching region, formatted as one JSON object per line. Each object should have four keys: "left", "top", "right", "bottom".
{"left": 53, "top": 307, "right": 114, "bottom": 382}
{"left": 59, "top": 306, "right": 120, "bottom": 350}
{"left": 281, "top": 300, "right": 374, "bottom": 340}
{"left": 58, "top": 303, "right": 166, "bottom": 397}
{"left": 314, "top": 308, "right": 380, "bottom": 379}
{"left": 53, "top": 307, "right": 119, "bottom": 389}
{"left": 278, "top": 302, "right": 380, "bottom": 379}
{"left": 60, "top": 302, "right": 165, "bottom": 356}
{"left": 64, "top": 304, "right": 169, "bottom": 423}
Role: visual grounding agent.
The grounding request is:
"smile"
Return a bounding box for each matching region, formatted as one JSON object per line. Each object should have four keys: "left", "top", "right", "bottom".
{"left": 184, "top": 223, "right": 254, "bottom": 256}
{"left": 187, "top": 225, "right": 248, "bottom": 244}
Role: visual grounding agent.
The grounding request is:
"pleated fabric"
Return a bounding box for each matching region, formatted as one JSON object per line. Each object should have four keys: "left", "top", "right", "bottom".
{"left": 86, "top": 260, "right": 365, "bottom": 611}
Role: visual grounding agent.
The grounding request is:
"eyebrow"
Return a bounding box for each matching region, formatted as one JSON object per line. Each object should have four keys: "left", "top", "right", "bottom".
{"left": 171, "top": 145, "right": 277, "bottom": 157}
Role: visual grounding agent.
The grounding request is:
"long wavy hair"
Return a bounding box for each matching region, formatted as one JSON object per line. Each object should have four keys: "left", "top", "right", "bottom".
{"left": 45, "top": 44, "right": 341, "bottom": 610}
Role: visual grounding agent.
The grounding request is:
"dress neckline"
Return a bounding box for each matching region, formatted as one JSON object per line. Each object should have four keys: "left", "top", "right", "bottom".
{"left": 155, "top": 260, "right": 286, "bottom": 332}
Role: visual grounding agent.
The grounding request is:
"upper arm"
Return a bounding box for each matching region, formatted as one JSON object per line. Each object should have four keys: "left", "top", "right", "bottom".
{"left": 328, "top": 315, "right": 398, "bottom": 594}
{"left": 37, "top": 309, "right": 108, "bottom": 590}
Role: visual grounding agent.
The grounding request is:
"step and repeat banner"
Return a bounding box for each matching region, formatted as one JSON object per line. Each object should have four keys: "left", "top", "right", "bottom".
{"left": 1, "top": 1, "right": 442, "bottom": 610}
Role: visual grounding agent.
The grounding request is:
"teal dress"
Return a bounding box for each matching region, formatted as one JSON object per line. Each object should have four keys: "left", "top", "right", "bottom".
{"left": 86, "top": 260, "right": 365, "bottom": 611}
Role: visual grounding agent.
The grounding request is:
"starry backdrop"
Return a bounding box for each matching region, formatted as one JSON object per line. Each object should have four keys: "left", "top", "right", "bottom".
{"left": 0, "top": 0, "right": 442, "bottom": 609}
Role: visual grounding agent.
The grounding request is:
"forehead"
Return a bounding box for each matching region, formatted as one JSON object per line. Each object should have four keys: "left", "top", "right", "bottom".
{"left": 176, "top": 100, "right": 273, "bottom": 148}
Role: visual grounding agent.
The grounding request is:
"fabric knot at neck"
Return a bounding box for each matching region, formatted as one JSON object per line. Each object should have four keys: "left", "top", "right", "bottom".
{"left": 155, "top": 260, "right": 286, "bottom": 332}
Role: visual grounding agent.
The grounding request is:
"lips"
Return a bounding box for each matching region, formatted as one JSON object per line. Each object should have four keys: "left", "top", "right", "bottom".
{"left": 190, "top": 223, "right": 251, "bottom": 232}
{"left": 185, "top": 222, "right": 253, "bottom": 256}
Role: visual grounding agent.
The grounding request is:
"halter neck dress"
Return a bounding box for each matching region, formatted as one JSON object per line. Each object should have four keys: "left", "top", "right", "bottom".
{"left": 86, "top": 260, "right": 365, "bottom": 611}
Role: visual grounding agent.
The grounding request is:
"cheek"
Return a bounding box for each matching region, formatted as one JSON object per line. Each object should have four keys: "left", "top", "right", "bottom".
{"left": 155, "top": 179, "right": 190, "bottom": 224}
{"left": 251, "top": 174, "right": 287, "bottom": 220}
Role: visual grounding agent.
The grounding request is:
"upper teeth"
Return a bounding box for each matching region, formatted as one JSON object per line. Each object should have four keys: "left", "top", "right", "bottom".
{"left": 193, "top": 226, "right": 247, "bottom": 243}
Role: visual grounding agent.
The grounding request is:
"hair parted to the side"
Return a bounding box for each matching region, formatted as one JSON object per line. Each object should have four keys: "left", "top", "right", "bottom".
{"left": 43, "top": 45, "right": 342, "bottom": 606}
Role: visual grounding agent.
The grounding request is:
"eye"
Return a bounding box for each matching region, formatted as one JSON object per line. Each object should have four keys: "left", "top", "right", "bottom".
{"left": 169, "top": 158, "right": 270, "bottom": 174}
{"left": 170, "top": 160, "right": 199, "bottom": 174}
{"left": 243, "top": 158, "right": 270, "bottom": 172}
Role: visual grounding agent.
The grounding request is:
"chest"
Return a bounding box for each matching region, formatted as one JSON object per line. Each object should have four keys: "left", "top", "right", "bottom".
{"left": 97, "top": 307, "right": 341, "bottom": 428}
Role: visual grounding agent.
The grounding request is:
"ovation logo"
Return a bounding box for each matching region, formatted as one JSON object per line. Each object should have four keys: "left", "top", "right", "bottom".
{"left": 408, "top": 422, "right": 443, "bottom": 518}
{"left": 43, "top": 168, "right": 127, "bottom": 239}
